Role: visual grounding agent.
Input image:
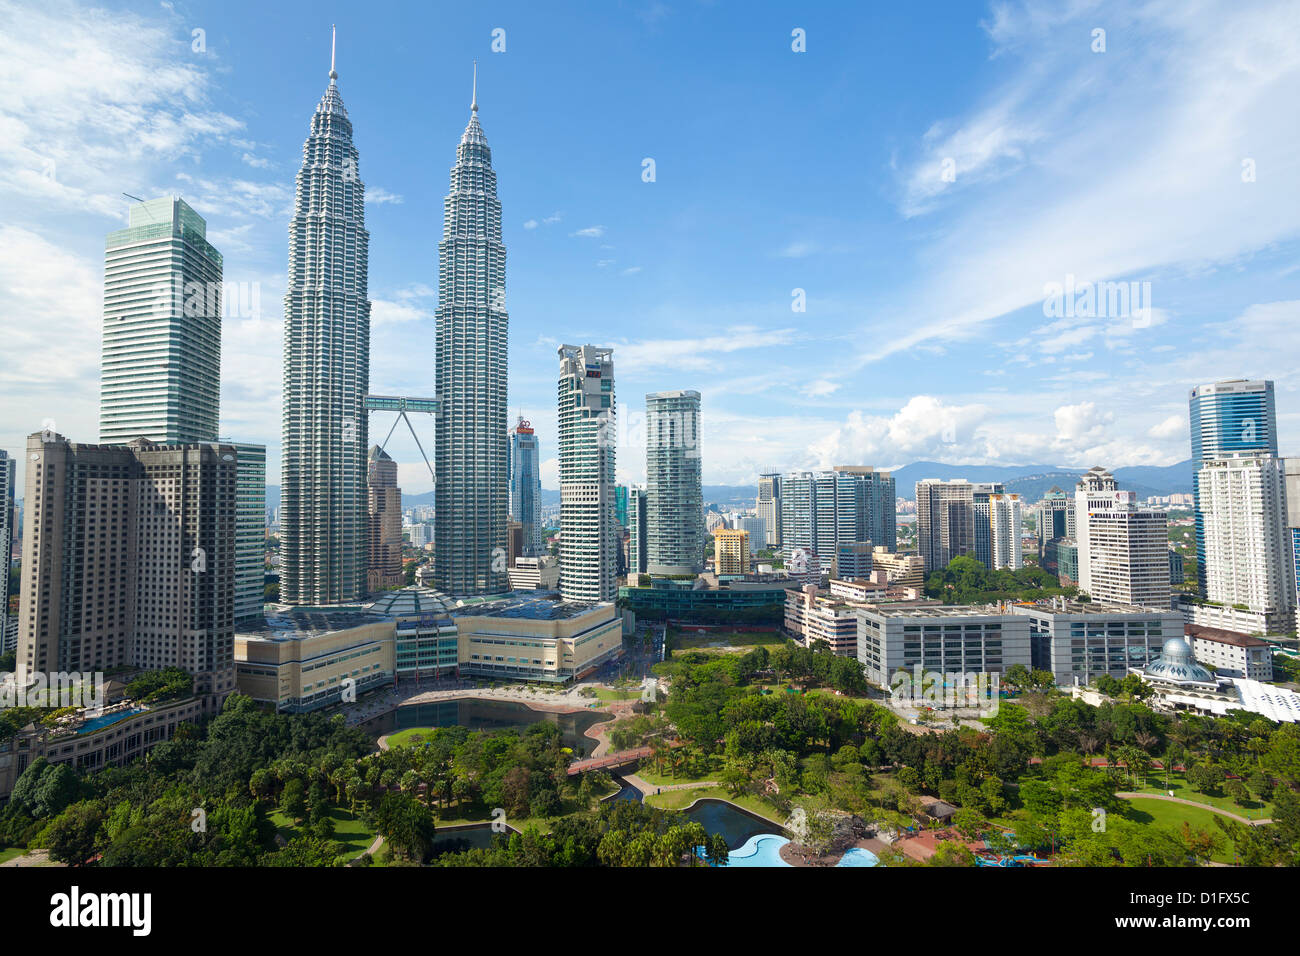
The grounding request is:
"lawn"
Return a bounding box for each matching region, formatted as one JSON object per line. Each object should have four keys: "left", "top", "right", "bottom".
{"left": 592, "top": 687, "right": 639, "bottom": 702}
{"left": 1120, "top": 797, "right": 1240, "bottom": 864}
{"left": 384, "top": 726, "right": 446, "bottom": 749}
{"left": 1122, "top": 773, "right": 1274, "bottom": 821}
{"left": 669, "top": 628, "right": 787, "bottom": 651}
{"left": 636, "top": 765, "right": 720, "bottom": 788}
{"left": 0, "top": 846, "right": 25, "bottom": 865}
{"left": 269, "top": 806, "right": 377, "bottom": 861}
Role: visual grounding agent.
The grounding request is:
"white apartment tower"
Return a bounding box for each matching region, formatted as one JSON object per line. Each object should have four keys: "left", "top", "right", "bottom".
{"left": 1193, "top": 454, "right": 1295, "bottom": 636}
{"left": 988, "top": 493, "right": 1024, "bottom": 570}
{"left": 557, "top": 345, "right": 617, "bottom": 602}
{"left": 1074, "top": 467, "right": 1170, "bottom": 608}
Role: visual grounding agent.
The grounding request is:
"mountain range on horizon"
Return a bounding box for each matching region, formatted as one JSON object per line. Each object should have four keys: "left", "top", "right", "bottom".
{"left": 263, "top": 459, "right": 1195, "bottom": 513}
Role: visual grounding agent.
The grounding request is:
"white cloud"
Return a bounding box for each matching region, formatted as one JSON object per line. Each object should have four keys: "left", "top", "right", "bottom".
{"left": 570, "top": 225, "right": 606, "bottom": 238}
{"left": 366, "top": 187, "right": 403, "bottom": 205}
{"left": 523, "top": 219, "right": 538, "bottom": 229}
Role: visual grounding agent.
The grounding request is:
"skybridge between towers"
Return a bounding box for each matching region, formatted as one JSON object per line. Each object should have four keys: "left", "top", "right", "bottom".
{"left": 365, "top": 394, "right": 439, "bottom": 482}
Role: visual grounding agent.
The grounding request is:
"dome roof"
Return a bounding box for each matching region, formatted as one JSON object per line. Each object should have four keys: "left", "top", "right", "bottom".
{"left": 366, "top": 585, "right": 455, "bottom": 620}
{"left": 1143, "top": 637, "right": 1216, "bottom": 685}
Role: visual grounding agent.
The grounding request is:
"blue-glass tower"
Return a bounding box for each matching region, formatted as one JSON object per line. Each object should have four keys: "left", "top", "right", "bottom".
{"left": 1189, "top": 379, "right": 1277, "bottom": 594}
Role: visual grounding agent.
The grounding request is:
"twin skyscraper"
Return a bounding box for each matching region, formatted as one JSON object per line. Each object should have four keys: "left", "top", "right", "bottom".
{"left": 280, "top": 42, "right": 509, "bottom": 604}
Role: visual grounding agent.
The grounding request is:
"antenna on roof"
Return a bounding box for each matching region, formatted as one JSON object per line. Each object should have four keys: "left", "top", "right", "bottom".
{"left": 329, "top": 24, "right": 338, "bottom": 82}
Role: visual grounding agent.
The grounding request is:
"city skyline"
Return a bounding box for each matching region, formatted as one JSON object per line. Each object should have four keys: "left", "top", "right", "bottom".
{"left": 1, "top": 0, "right": 1299, "bottom": 502}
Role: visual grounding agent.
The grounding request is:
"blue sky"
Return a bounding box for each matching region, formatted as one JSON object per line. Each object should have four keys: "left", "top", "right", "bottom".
{"left": 1, "top": 0, "right": 1298, "bottom": 494}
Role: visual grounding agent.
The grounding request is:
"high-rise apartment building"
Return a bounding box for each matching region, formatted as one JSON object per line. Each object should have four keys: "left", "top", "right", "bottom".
{"left": 645, "top": 390, "right": 704, "bottom": 575}
{"left": 509, "top": 418, "right": 543, "bottom": 556}
{"left": 0, "top": 451, "right": 13, "bottom": 653}
{"left": 231, "top": 442, "right": 266, "bottom": 624}
{"left": 779, "top": 467, "right": 896, "bottom": 569}
{"left": 1190, "top": 380, "right": 1278, "bottom": 594}
{"left": 367, "top": 446, "right": 403, "bottom": 592}
{"left": 627, "top": 485, "right": 648, "bottom": 578}
{"left": 100, "top": 197, "right": 222, "bottom": 445}
{"left": 713, "top": 528, "right": 750, "bottom": 575}
{"left": 916, "top": 479, "right": 1005, "bottom": 571}
{"left": 1191, "top": 454, "right": 1294, "bottom": 636}
{"left": 1074, "top": 467, "right": 1170, "bottom": 609}
{"left": 434, "top": 72, "right": 510, "bottom": 597}
{"left": 557, "top": 345, "right": 617, "bottom": 602}
{"left": 280, "top": 48, "right": 371, "bottom": 604}
{"left": 1286, "top": 459, "right": 1300, "bottom": 613}
{"left": 987, "top": 492, "right": 1024, "bottom": 570}
{"left": 757, "top": 472, "right": 782, "bottom": 548}
{"left": 17, "top": 434, "right": 237, "bottom": 711}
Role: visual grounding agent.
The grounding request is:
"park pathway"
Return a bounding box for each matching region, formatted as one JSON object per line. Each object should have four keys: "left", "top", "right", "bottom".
{"left": 620, "top": 772, "right": 719, "bottom": 796}
{"left": 1116, "top": 791, "right": 1271, "bottom": 826}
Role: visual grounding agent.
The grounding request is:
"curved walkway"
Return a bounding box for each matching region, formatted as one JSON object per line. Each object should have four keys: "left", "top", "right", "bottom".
{"left": 621, "top": 773, "right": 719, "bottom": 796}
{"left": 1116, "top": 791, "right": 1271, "bottom": 826}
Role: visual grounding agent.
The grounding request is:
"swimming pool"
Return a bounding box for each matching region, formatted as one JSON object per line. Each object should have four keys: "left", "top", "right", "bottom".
{"left": 724, "top": 834, "right": 791, "bottom": 867}
{"left": 836, "top": 848, "right": 880, "bottom": 867}
{"left": 75, "top": 708, "right": 144, "bottom": 735}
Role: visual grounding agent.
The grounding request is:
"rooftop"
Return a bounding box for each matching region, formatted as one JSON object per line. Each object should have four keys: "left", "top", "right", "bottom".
{"left": 1186, "top": 624, "right": 1271, "bottom": 649}
{"left": 237, "top": 606, "right": 377, "bottom": 641}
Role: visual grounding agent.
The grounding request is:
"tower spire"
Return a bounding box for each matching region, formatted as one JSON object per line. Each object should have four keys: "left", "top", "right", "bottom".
{"left": 329, "top": 24, "right": 338, "bottom": 82}
{"left": 471, "top": 59, "right": 478, "bottom": 115}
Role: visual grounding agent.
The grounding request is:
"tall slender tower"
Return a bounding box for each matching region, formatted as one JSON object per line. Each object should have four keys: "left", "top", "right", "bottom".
{"left": 509, "top": 417, "right": 542, "bottom": 556}
{"left": 435, "top": 64, "right": 509, "bottom": 595}
{"left": 557, "top": 345, "right": 617, "bottom": 602}
{"left": 645, "top": 390, "right": 704, "bottom": 575}
{"left": 280, "top": 29, "right": 371, "bottom": 605}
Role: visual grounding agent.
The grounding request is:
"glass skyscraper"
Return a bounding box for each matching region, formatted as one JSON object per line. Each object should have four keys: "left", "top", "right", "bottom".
{"left": 1189, "top": 380, "right": 1277, "bottom": 593}
{"left": 645, "top": 390, "right": 704, "bottom": 575}
{"left": 280, "top": 45, "right": 371, "bottom": 604}
{"left": 509, "top": 417, "right": 543, "bottom": 556}
{"left": 434, "top": 70, "right": 510, "bottom": 596}
{"left": 101, "top": 196, "right": 222, "bottom": 444}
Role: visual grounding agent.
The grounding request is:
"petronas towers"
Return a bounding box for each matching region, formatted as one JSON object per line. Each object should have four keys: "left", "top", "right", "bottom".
{"left": 280, "top": 40, "right": 371, "bottom": 604}
{"left": 433, "top": 69, "right": 510, "bottom": 596}
{"left": 281, "top": 43, "right": 508, "bottom": 603}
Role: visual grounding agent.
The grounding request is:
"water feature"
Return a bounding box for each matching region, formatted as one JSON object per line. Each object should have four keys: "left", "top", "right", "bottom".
{"left": 679, "top": 798, "right": 785, "bottom": 850}
{"left": 428, "top": 823, "right": 520, "bottom": 857}
{"left": 364, "top": 698, "right": 607, "bottom": 756}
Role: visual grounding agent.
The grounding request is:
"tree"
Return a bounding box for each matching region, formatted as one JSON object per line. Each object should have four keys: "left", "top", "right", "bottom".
{"left": 279, "top": 778, "right": 307, "bottom": 820}
{"left": 47, "top": 802, "right": 105, "bottom": 866}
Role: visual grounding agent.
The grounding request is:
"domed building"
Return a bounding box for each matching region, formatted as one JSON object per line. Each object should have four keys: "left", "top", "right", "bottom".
{"left": 366, "top": 586, "right": 460, "bottom": 681}
{"left": 1141, "top": 637, "right": 1218, "bottom": 688}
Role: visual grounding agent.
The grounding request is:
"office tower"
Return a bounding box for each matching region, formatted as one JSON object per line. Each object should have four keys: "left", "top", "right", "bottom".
{"left": 645, "top": 390, "right": 704, "bottom": 575}
{"left": 713, "top": 528, "right": 750, "bottom": 575}
{"left": 557, "top": 345, "right": 617, "bottom": 602}
{"left": 0, "top": 451, "right": 12, "bottom": 653}
{"left": 778, "top": 467, "right": 896, "bottom": 567}
{"left": 367, "top": 446, "right": 403, "bottom": 591}
{"left": 1074, "top": 467, "right": 1170, "bottom": 608}
{"left": 628, "top": 485, "right": 648, "bottom": 577}
{"left": 435, "top": 69, "right": 510, "bottom": 597}
{"left": 281, "top": 41, "right": 371, "bottom": 604}
{"left": 1193, "top": 455, "right": 1294, "bottom": 636}
{"left": 1036, "top": 486, "right": 1075, "bottom": 569}
{"left": 508, "top": 417, "right": 543, "bottom": 556}
{"left": 408, "top": 524, "right": 432, "bottom": 549}
{"left": 737, "top": 515, "right": 767, "bottom": 552}
{"left": 987, "top": 492, "right": 1023, "bottom": 570}
{"left": 758, "top": 472, "right": 782, "bottom": 548}
{"left": 1190, "top": 380, "right": 1277, "bottom": 593}
{"left": 915, "top": 479, "right": 979, "bottom": 571}
{"left": 832, "top": 541, "right": 873, "bottom": 580}
{"left": 100, "top": 197, "right": 222, "bottom": 444}
{"left": 833, "top": 466, "right": 897, "bottom": 552}
{"left": 614, "top": 485, "right": 629, "bottom": 529}
{"left": 17, "top": 434, "right": 236, "bottom": 710}
{"left": 231, "top": 442, "right": 266, "bottom": 623}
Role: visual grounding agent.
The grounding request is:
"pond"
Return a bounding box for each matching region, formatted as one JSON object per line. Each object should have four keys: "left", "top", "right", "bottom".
{"left": 364, "top": 698, "right": 607, "bottom": 756}
{"left": 679, "top": 798, "right": 786, "bottom": 851}
{"left": 429, "top": 823, "right": 516, "bottom": 857}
